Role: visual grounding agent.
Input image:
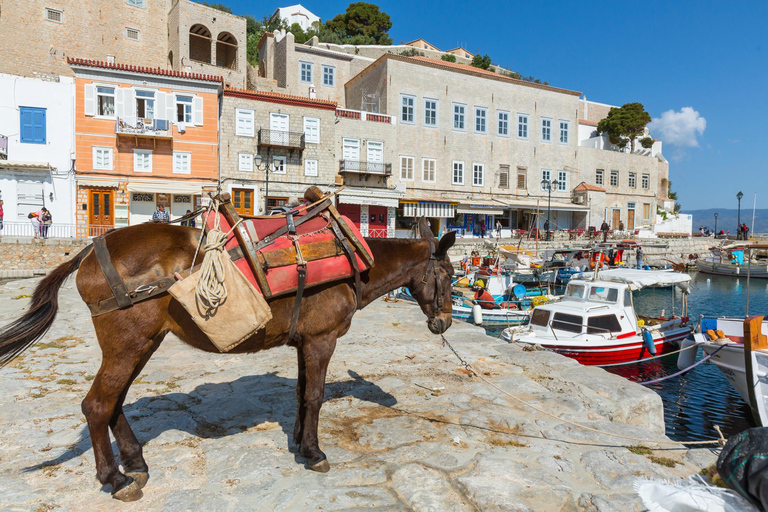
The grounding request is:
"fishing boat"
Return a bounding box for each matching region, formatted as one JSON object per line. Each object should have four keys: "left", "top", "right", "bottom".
{"left": 695, "top": 242, "right": 768, "bottom": 278}
{"left": 678, "top": 316, "right": 768, "bottom": 426}
{"left": 501, "top": 269, "right": 693, "bottom": 365}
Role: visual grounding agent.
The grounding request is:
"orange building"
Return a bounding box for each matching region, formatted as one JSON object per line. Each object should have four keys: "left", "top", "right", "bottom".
{"left": 69, "top": 58, "right": 222, "bottom": 236}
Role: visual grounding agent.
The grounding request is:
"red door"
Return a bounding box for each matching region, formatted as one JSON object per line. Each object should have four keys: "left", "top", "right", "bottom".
{"left": 368, "top": 206, "right": 387, "bottom": 237}
{"left": 336, "top": 203, "right": 360, "bottom": 227}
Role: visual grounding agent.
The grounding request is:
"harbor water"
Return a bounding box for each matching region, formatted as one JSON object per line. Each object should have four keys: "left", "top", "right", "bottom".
{"left": 488, "top": 272, "right": 764, "bottom": 443}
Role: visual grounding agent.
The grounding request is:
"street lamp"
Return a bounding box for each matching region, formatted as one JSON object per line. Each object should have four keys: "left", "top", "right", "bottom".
{"left": 737, "top": 191, "right": 744, "bottom": 239}
{"left": 714, "top": 212, "right": 718, "bottom": 237}
{"left": 254, "top": 154, "right": 273, "bottom": 214}
{"left": 540, "top": 178, "right": 560, "bottom": 241}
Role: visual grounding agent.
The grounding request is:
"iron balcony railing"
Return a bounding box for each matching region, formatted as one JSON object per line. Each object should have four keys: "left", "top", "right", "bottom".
{"left": 257, "top": 129, "right": 305, "bottom": 150}
{"left": 115, "top": 117, "right": 173, "bottom": 138}
{"left": 339, "top": 160, "right": 392, "bottom": 175}
{"left": 0, "top": 134, "right": 7, "bottom": 160}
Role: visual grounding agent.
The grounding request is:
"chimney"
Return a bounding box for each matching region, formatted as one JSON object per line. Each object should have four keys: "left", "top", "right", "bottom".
{"left": 106, "top": 54, "right": 115, "bottom": 64}
{"left": 308, "top": 84, "right": 316, "bottom": 99}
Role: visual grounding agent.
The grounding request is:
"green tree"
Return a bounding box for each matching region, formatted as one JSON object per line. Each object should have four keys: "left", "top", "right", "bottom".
{"left": 640, "top": 136, "right": 654, "bottom": 149}
{"left": 325, "top": 2, "right": 393, "bottom": 45}
{"left": 441, "top": 53, "right": 456, "bottom": 62}
{"left": 195, "top": 1, "right": 232, "bottom": 13}
{"left": 288, "top": 22, "right": 311, "bottom": 44}
{"left": 596, "top": 103, "right": 652, "bottom": 152}
{"left": 245, "top": 15, "right": 287, "bottom": 66}
{"left": 470, "top": 54, "right": 492, "bottom": 70}
{"left": 667, "top": 181, "right": 681, "bottom": 213}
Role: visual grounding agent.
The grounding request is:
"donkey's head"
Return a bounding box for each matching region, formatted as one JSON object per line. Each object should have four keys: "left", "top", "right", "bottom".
{"left": 409, "top": 218, "right": 456, "bottom": 334}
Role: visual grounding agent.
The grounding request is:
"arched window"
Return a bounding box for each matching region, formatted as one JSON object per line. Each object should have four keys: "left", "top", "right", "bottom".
{"left": 216, "top": 32, "right": 237, "bottom": 70}
{"left": 189, "top": 24, "right": 211, "bottom": 64}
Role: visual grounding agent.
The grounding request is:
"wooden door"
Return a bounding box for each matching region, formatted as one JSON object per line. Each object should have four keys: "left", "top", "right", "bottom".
{"left": 232, "top": 188, "right": 254, "bottom": 216}
{"left": 270, "top": 113, "right": 289, "bottom": 145}
{"left": 89, "top": 189, "right": 114, "bottom": 236}
{"left": 627, "top": 209, "right": 635, "bottom": 230}
{"left": 611, "top": 209, "right": 621, "bottom": 229}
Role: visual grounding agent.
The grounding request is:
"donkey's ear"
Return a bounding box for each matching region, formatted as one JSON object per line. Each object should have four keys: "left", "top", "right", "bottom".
{"left": 418, "top": 216, "right": 434, "bottom": 240}
{"left": 436, "top": 231, "right": 456, "bottom": 258}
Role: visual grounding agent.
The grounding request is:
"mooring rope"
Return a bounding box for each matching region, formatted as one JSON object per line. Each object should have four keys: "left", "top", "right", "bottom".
{"left": 439, "top": 333, "right": 726, "bottom": 447}
{"left": 637, "top": 344, "right": 728, "bottom": 386}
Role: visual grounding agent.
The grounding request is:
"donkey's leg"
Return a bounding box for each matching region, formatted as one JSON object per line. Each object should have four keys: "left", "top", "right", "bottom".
{"left": 110, "top": 340, "right": 162, "bottom": 489}
{"left": 82, "top": 337, "right": 154, "bottom": 502}
{"left": 298, "top": 333, "right": 338, "bottom": 472}
{"left": 293, "top": 344, "right": 307, "bottom": 446}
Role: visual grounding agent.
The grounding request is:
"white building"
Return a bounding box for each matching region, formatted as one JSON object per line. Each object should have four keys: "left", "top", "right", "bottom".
{"left": 0, "top": 74, "right": 76, "bottom": 236}
{"left": 271, "top": 4, "right": 320, "bottom": 31}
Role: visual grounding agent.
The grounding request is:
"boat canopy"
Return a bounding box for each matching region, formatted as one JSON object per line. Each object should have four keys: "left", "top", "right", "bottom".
{"left": 572, "top": 268, "right": 691, "bottom": 292}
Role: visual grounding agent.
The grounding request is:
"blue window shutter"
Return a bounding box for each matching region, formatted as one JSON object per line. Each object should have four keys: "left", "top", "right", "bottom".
{"left": 20, "top": 108, "right": 34, "bottom": 143}
{"left": 19, "top": 107, "right": 46, "bottom": 144}
{"left": 34, "top": 109, "right": 46, "bottom": 144}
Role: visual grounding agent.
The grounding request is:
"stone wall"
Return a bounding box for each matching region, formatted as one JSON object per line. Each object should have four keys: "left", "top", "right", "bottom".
{"left": 0, "top": 237, "right": 91, "bottom": 275}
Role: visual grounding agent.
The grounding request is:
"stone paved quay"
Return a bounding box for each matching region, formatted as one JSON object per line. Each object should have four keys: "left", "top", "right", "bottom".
{"left": 0, "top": 276, "right": 718, "bottom": 511}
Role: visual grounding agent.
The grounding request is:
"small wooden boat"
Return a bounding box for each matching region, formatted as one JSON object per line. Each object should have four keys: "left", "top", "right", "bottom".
{"left": 695, "top": 242, "right": 768, "bottom": 278}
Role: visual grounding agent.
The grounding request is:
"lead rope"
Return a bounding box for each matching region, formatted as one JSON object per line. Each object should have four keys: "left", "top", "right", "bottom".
{"left": 439, "top": 333, "right": 727, "bottom": 447}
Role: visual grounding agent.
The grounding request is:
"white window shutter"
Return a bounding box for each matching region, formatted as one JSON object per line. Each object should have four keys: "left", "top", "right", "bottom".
{"left": 193, "top": 97, "right": 203, "bottom": 126}
{"left": 167, "top": 94, "right": 176, "bottom": 123}
{"left": 156, "top": 92, "right": 166, "bottom": 122}
{"left": 115, "top": 88, "right": 125, "bottom": 118}
{"left": 84, "top": 84, "right": 96, "bottom": 116}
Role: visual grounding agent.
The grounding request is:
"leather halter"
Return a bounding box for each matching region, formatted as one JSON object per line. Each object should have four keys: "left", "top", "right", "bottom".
{"left": 409, "top": 238, "right": 445, "bottom": 311}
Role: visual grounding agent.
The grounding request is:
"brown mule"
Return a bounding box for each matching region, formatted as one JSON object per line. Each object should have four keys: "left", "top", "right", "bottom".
{"left": 0, "top": 217, "right": 455, "bottom": 501}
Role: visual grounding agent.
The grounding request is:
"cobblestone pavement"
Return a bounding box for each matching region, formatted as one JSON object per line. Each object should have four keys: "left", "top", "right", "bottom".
{"left": 0, "top": 277, "right": 717, "bottom": 511}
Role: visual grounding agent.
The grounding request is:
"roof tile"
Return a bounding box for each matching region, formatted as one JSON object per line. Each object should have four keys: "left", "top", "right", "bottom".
{"left": 224, "top": 87, "right": 337, "bottom": 109}
{"left": 67, "top": 57, "right": 223, "bottom": 83}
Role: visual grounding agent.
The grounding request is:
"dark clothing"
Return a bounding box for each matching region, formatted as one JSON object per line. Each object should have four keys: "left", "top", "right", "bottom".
{"left": 600, "top": 221, "right": 609, "bottom": 242}
{"left": 181, "top": 218, "right": 196, "bottom": 228}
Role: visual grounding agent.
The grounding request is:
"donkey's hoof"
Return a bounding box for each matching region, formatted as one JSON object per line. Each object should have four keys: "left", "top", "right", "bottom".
{"left": 125, "top": 471, "right": 149, "bottom": 489}
{"left": 112, "top": 479, "right": 143, "bottom": 502}
{"left": 308, "top": 458, "right": 330, "bottom": 473}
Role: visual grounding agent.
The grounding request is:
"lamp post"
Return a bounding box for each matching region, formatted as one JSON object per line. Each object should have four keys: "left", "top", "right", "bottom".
{"left": 714, "top": 212, "right": 718, "bottom": 237}
{"left": 737, "top": 191, "right": 744, "bottom": 239}
{"left": 540, "top": 178, "right": 560, "bottom": 241}
{"left": 254, "top": 154, "right": 272, "bottom": 214}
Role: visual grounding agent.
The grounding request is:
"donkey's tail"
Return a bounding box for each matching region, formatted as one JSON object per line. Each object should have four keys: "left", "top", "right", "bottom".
{"left": 0, "top": 245, "right": 91, "bottom": 367}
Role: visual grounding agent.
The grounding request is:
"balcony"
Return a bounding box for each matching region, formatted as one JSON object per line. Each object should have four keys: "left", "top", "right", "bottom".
{"left": 257, "top": 129, "right": 305, "bottom": 151}
{"left": 115, "top": 117, "right": 173, "bottom": 145}
{"left": 0, "top": 134, "right": 7, "bottom": 160}
{"left": 339, "top": 160, "right": 392, "bottom": 176}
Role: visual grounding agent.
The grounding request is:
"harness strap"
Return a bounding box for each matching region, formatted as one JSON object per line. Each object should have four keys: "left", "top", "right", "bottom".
{"left": 288, "top": 264, "right": 306, "bottom": 342}
{"left": 255, "top": 198, "right": 332, "bottom": 251}
{"left": 329, "top": 217, "right": 362, "bottom": 309}
{"left": 92, "top": 237, "right": 133, "bottom": 310}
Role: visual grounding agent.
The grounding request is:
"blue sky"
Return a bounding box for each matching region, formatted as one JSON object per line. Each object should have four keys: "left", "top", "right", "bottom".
{"left": 225, "top": 0, "right": 766, "bottom": 210}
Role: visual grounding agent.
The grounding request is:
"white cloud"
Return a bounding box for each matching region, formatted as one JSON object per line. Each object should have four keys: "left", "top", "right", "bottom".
{"left": 648, "top": 107, "right": 706, "bottom": 148}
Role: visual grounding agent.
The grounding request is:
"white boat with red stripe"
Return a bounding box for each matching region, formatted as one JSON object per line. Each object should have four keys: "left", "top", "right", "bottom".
{"left": 501, "top": 269, "right": 693, "bottom": 366}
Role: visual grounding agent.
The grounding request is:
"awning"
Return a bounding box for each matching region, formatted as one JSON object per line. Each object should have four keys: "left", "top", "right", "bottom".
{"left": 505, "top": 198, "right": 589, "bottom": 212}
{"left": 338, "top": 188, "right": 402, "bottom": 208}
{"left": 77, "top": 179, "right": 120, "bottom": 188}
{"left": 572, "top": 268, "right": 691, "bottom": 292}
{"left": 455, "top": 199, "right": 506, "bottom": 216}
{"left": 402, "top": 201, "right": 455, "bottom": 218}
{"left": 0, "top": 161, "right": 51, "bottom": 171}
{"left": 127, "top": 182, "right": 205, "bottom": 194}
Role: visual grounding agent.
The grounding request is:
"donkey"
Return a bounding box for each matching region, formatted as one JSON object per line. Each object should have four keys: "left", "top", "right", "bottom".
{"left": 0, "top": 217, "right": 455, "bottom": 501}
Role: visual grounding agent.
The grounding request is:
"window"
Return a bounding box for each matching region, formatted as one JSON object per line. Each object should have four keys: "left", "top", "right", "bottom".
{"left": 642, "top": 174, "right": 650, "bottom": 189}
{"left": 342, "top": 138, "right": 360, "bottom": 161}
{"left": 135, "top": 90, "right": 155, "bottom": 119}
{"left": 627, "top": 201, "right": 636, "bottom": 211}
{"left": 643, "top": 203, "right": 651, "bottom": 220}
{"left": 588, "top": 286, "right": 619, "bottom": 303}
{"left": 474, "top": 106, "right": 487, "bottom": 134}
{"left": 565, "top": 283, "right": 585, "bottom": 299}
{"left": 19, "top": 107, "right": 46, "bottom": 144}
{"left": 176, "top": 95, "right": 193, "bottom": 123}
{"left": 272, "top": 156, "right": 286, "bottom": 174}
{"left": 422, "top": 158, "right": 436, "bottom": 182}
{"left": 267, "top": 197, "right": 288, "bottom": 210}
{"left": 498, "top": 111, "right": 509, "bottom": 136}
{"left": 541, "top": 169, "right": 551, "bottom": 190}
{"left": 133, "top": 150, "right": 152, "bottom": 172}
{"left": 453, "top": 103, "right": 466, "bottom": 130}
{"left": 517, "top": 113, "right": 529, "bottom": 139}
{"left": 238, "top": 153, "right": 253, "bottom": 172}
{"left": 557, "top": 170, "right": 567, "bottom": 191}
{"left": 400, "top": 156, "right": 414, "bottom": 181}
{"left": 127, "top": 0, "right": 146, "bottom": 6}
{"left": 452, "top": 161, "right": 464, "bottom": 185}
{"left": 400, "top": 94, "right": 415, "bottom": 124}
{"left": 499, "top": 165, "right": 510, "bottom": 188}
{"left": 322, "top": 65, "right": 334, "bottom": 86}
{"left": 541, "top": 118, "right": 552, "bottom": 142}
{"left": 126, "top": 28, "right": 140, "bottom": 41}
{"left": 95, "top": 86, "right": 115, "bottom": 117}
{"left": 303, "top": 117, "right": 320, "bottom": 144}
{"left": 367, "top": 141, "right": 383, "bottom": 165}
{"left": 424, "top": 98, "right": 438, "bottom": 127}
{"left": 236, "top": 108, "right": 254, "bottom": 136}
{"left": 300, "top": 61, "right": 312, "bottom": 83}
{"left": 305, "top": 159, "right": 318, "bottom": 177}
{"left": 517, "top": 168, "right": 527, "bottom": 190}
{"left": 530, "top": 308, "right": 550, "bottom": 326}
{"left": 559, "top": 120, "right": 569, "bottom": 144}
{"left": 472, "top": 163, "right": 484, "bottom": 186}
{"left": 173, "top": 151, "right": 191, "bottom": 174}
{"left": 595, "top": 169, "right": 604, "bottom": 186}
{"left": 610, "top": 170, "right": 619, "bottom": 187}
{"left": 587, "top": 315, "right": 622, "bottom": 334}
{"left": 45, "top": 8, "right": 62, "bottom": 23}
{"left": 552, "top": 313, "right": 583, "bottom": 333}
{"left": 628, "top": 172, "right": 636, "bottom": 188}
{"left": 93, "top": 147, "right": 113, "bottom": 170}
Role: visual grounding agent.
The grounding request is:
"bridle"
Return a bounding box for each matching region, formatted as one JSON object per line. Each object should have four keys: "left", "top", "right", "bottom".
{"left": 410, "top": 238, "right": 446, "bottom": 312}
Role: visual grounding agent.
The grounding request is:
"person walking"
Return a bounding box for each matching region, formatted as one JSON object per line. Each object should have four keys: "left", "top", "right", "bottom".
{"left": 618, "top": 220, "right": 624, "bottom": 233}
{"left": 28, "top": 210, "right": 42, "bottom": 238}
{"left": 744, "top": 223, "right": 749, "bottom": 240}
{"left": 543, "top": 219, "right": 550, "bottom": 240}
{"left": 479, "top": 219, "right": 486, "bottom": 238}
{"left": 152, "top": 205, "right": 170, "bottom": 223}
{"left": 495, "top": 219, "right": 502, "bottom": 240}
{"left": 600, "top": 220, "right": 609, "bottom": 242}
{"left": 180, "top": 209, "right": 196, "bottom": 228}
{"left": 0, "top": 198, "right": 4, "bottom": 238}
{"left": 636, "top": 246, "right": 644, "bottom": 269}
{"left": 40, "top": 207, "right": 52, "bottom": 238}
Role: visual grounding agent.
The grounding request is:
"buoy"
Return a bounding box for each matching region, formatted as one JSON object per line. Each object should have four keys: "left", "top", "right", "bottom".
{"left": 512, "top": 284, "right": 527, "bottom": 299}
{"left": 676, "top": 335, "right": 698, "bottom": 370}
{"left": 642, "top": 329, "right": 657, "bottom": 355}
{"left": 472, "top": 304, "right": 483, "bottom": 325}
